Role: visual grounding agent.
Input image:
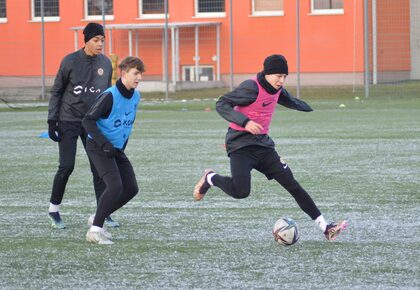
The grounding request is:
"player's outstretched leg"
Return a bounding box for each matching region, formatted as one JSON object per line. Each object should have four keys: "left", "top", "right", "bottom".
{"left": 193, "top": 169, "right": 214, "bottom": 201}
{"left": 324, "top": 220, "right": 348, "bottom": 241}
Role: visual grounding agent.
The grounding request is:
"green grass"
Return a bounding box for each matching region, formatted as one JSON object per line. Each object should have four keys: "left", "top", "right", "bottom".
{"left": 0, "top": 95, "right": 419, "bottom": 289}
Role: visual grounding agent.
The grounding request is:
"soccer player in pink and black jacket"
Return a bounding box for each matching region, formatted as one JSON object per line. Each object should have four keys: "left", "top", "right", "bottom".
{"left": 194, "top": 54, "right": 347, "bottom": 241}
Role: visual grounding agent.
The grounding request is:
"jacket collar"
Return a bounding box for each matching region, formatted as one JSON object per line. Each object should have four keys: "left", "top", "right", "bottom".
{"left": 257, "top": 71, "right": 282, "bottom": 95}
{"left": 116, "top": 78, "right": 135, "bottom": 99}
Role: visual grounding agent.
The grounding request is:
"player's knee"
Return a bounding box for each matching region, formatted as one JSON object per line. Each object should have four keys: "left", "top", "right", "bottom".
{"left": 283, "top": 181, "right": 298, "bottom": 192}
{"left": 108, "top": 182, "right": 123, "bottom": 195}
{"left": 91, "top": 169, "right": 101, "bottom": 181}
{"left": 57, "top": 164, "right": 74, "bottom": 178}
{"left": 231, "top": 177, "right": 251, "bottom": 199}
{"left": 232, "top": 190, "right": 250, "bottom": 199}
{"left": 232, "top": 184, "right": 251, "bottom": 199}
{"left": 105, "top": 175, "right": 123, "bottom": 195}
{"left": 274, "top": 172, "right": 300, "bottom": 193}
{"left": 126, "top": 184, "right": 139, "bottom": 197}
{"left": 287, "top": 180, "right": 302, "bottom": 193}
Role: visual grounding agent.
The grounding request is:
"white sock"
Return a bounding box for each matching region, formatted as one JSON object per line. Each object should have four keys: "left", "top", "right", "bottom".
{"left": 49, "top": 203, "right": 60, "bottom": 213}
{"left": 207, "top": 173, "right": 216, "bottom": 186}
{"left": 90, "top": 226, "right": 102, "bottom": 233}
{"left": 315, "top": 215, "right": 328, "bottom": 232}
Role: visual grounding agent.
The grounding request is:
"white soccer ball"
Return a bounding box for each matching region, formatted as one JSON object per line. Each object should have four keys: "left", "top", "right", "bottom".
{"left": 272, "top": 217, "right": 300, "bottom": 246}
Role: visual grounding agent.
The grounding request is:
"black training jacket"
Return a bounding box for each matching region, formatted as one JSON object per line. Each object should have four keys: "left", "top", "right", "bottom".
{"left": 48, "top": 48, "right": 112, "bottom": 122}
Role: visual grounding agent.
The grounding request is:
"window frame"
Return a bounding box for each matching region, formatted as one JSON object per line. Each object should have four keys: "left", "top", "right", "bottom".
{"left": 84, "top": 0, "right": 114, "bottom": 21}
{"left": 194, "top": 0, "right": 226, "bottom": 18}
{"left": 31, "top": 0, "right": 60, "bottom": 22}
{"left": 0, "top": 0, "right": 6, "bottom": 23}
{"left": 310, "top": 0, "right": 344, "bottom": 15}
{"left": 182, "top": 65, "right": 215, "bottom": 82}
{"left": 251, "top": 0, "right": 284, "bottom": 17}
{"left": 138, "top": 0, "right": 167, "bottom": 19}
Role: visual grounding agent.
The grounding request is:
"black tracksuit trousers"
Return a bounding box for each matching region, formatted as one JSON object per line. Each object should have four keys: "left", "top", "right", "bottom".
{"left": 212, "top": 146, "right": 321, "bottom": 220}
{"left": 86, "top": 138, "right": 139, "bottom": 228}
{"left": 50, "top": 121, "right": 105, "bottom": 205}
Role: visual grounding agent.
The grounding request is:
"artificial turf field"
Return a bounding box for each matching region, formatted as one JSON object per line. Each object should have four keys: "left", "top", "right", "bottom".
{"left": 0, "top": 95, "right": 419, "bottom": 289}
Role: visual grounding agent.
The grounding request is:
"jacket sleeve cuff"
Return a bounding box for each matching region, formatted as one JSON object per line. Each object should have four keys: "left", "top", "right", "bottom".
{"left": 241, "top": 118, "right": 251, "bottom": 128}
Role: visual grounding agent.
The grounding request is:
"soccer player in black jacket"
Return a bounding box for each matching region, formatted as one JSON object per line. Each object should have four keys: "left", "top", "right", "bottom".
{"left": 47, "top": 23, "right": 119, "bottom": 229}
{"left": 194, "top": 54, "right": 347, "bottom": 241}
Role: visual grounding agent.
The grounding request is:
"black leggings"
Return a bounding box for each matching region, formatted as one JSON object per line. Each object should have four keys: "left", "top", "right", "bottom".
{"left": 50, "top": 121, "right": 105, "bottom": 205}
{"left": 212, "top": 146, "right": 321, "bottom": 220}
{"left": 86, "top": 139, "right": 139, "bottom": 227}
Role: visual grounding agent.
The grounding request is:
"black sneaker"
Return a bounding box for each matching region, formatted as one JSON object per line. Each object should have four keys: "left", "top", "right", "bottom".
{"left": 105, "top": 216, "right": 120, "bottom": 228}
{"left": 48, "top": 212, "right": 66, "bottom": 229}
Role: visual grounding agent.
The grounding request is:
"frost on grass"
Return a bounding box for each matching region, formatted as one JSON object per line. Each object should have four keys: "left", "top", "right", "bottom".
{"left": 0, "top": 106, "right": 419, "bottom": 289}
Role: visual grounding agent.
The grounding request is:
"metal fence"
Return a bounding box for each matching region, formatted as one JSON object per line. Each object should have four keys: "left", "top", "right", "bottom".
{"left": 365, "top": 0, "right": 419, "bottom": 98}
{"left": 1, "top": 0, "right": 419, "bottom": 100}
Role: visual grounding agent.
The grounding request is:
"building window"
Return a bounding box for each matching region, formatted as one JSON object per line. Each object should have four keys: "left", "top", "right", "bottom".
{"left": 252, "top": 0, "right": 284, "bottom": 16}
{"left": 183, "top": 65, "right": 214, "bottom": 82}
{"left": 0, "top": 0, "right": 6, "bottom": 23}
{"left": 85, "top": 0, "right": 114, "bottom": 20}
{"left": 31, "top": 0, "right": 59, "bottom": 21}
{"left": 139, "top": 0, "right": 166, "bottom": 19}
{"left": 311, "top": 0, "right": 344, "bottom": 15}
{"left": 195, "top": 0, "right": 225, "bottom": 18}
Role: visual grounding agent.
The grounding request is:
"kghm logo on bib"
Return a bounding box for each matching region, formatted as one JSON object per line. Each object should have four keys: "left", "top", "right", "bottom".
{"left": 114, "top": 119, "right": 121, "bottom": 127}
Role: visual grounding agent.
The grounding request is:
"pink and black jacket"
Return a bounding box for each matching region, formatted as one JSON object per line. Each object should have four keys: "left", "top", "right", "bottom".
{"left": 216, "top": 72, "right": 313, "bottom": 155}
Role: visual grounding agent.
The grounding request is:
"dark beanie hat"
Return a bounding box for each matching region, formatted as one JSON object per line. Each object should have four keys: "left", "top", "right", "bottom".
{"left": 263, "top": 54, "right": 288, "bottom": 75}
{"left": 83, "top": 23, "right": 105, "bottom": 43}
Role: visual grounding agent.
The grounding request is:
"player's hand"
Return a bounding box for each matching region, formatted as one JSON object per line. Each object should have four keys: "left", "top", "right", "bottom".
{"left": 245, "top": 120, "right": 263, "bottom": 135}
{"left": 102, "top": 142, "right": 118, "bottom": 158}
{"left": 47, "top": 120, "right": 61, "bottom": 142}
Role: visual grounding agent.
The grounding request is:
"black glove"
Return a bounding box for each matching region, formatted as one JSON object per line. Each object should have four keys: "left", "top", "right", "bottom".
{"left": 102, "top": 142, "right": 118, "bottom": 158}
{"left": 47, "top": 120, "right": 61, "bottom": 142}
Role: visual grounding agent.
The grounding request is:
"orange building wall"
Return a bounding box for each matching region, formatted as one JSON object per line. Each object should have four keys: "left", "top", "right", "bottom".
{"left": 1, "top": 1, "right": 81, "bottom": 75}
{"left": 0, "top": 0, "right": 409, "bottom": 79}
{"left": 299, "top": 0, "right": 365, "bottom": 73}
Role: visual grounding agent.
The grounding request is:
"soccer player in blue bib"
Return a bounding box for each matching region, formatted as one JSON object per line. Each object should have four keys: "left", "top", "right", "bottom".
{"left": 82, "top": 56, "right": 144, "bottom": 244}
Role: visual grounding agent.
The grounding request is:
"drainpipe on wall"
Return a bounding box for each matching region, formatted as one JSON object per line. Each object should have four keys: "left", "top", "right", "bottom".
{"left": 164, "top": 0, "right": 169, "bottom": 100}
{"left": 372, "top": 0, "right": 377, "bottom": 85}
{"left": 364, "top": 0, "right": 370, "bottom": 98}
{"left": 102, "top": 0, "right": 106, "bottom": 54}
{"left": 41, "top": 0, "right": 45, "bottom": 100}
{"left": 296, "top": 0, "right": 300, "bottom": 99}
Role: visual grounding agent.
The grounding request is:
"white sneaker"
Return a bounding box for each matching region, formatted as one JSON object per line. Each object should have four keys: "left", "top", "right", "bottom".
{"left": 87, "top": 215, "right": 113, "bottom": 239}
{"left": 101, "top": 228, "right": 112, "bottom": 240}
{"left": 86, "top": 229, "right": 114, "bottom": 245}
